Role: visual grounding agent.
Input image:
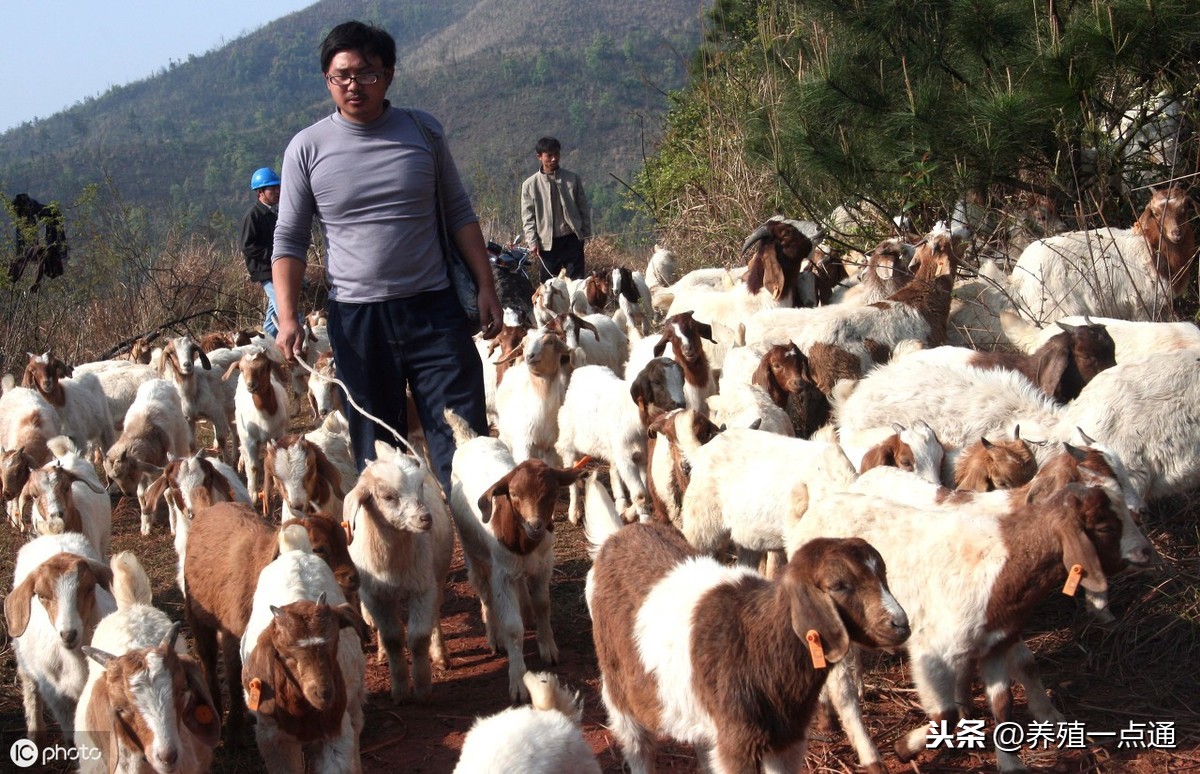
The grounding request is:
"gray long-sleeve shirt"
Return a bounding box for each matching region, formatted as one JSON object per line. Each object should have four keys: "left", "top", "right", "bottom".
{"left": 273, "top": 106, "right": 478, "bottom": 303}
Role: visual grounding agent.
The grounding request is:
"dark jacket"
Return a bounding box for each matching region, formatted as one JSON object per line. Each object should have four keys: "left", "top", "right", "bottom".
{"left": 240, "top": 200, "right": 277, "bottom": 283}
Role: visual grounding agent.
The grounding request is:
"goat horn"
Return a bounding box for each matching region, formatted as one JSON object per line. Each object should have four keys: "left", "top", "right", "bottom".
{"left": 83, "top": 646, "right": 115, "bottom": 667}
{"left": 741, "top": 224, "right": 770, "bottom": 254}
{"left": 1076, "top": 427, "right": 1097, "bottom": 445}
{"left": 161, "top": 621, "right": 183, "bottom": 651}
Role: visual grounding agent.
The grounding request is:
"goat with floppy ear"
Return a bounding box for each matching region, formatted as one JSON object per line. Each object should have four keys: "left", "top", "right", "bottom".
{"left": 742, "top": 219, "right": 818, "bottom": 305}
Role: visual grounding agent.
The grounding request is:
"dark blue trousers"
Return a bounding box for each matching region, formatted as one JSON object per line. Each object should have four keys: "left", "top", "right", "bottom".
{"left": 326, "top": 287, "right": 488, "bottom": 496}
{"left": 538, "top": 232, "right": 585, "bottom": 280}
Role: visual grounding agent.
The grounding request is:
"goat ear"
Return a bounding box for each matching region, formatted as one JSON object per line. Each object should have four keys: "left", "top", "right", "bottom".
{"left": 261, "top": 446, "right": 277, "bottom": 519}
{"left": 181, "top": 657, "right": 221, "bottom": 748}
{"left": 221, "top": 360, "right": 241, "bottom": 381}
{"left": 477, "top": 470, "right": 514, "bottom": 524}
{"left": 762, "top": 250, "right": 787, "bottom": 299}
{"left": 552, "top": 466, "right": 584, "bottom": 487}
{"left": 332, "top": 602, "right": 370, "bottom": 642}
{"left": 345, "top": 487, "right": 369, "bottom": 537}
{"left": 858, "top": 444, "right": 892, "bottom": 473}
{"left": 1056, "top": 497, "right": 1108, "bottom": 594}
{"left": 646, "top": 411, "right": 675, "bottom": 442}
{"left": 785, "top": 569, "right": 851, "bottom": 665}
{"left": 696, "top": 321, "right": 714, "bottom": 343}
{"left": 652, "top": 337, "right": 668, "bottom": 357}
{"left": 87, "top": 559, "right": 114, "bottom": 592}
{"left": 311, "top": 445, "right": 345, "bottom": 499}
{"left": 496, "top": 345, "right": 524, "bottom": 365}
{"left": 144, "top": 472, "right": 171, "bottom": 511}
{"left": 241, "top": 633, "right": 276, "bottom": 712}
{"left": 1034, "top": 335, "right": 1071, "bottom": 400}
{"left": 3, "top": 574, "right": 36, "bottom": 637}
{"left": 193, "top": 345, "right": 212, "bottom": 371}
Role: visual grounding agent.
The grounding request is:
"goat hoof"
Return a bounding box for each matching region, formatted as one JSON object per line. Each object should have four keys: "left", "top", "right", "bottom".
{"left": 894, "top": 739, "right": 918, "bottom": 764}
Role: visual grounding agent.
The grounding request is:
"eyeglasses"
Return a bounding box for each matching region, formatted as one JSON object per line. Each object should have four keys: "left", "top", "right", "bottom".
{"left": 326, "top": 72, "right": 382, "bottom": 87}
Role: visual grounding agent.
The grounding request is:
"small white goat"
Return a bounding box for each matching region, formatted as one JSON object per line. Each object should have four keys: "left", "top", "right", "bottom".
{"left": 494, "top": 328, "right": 573, "bottom": 464}
{"left": 342, "top": 440, "right": 454, "bottom": 702}
{"left": 454, "top": 671, "right": 601, "bottom": 774}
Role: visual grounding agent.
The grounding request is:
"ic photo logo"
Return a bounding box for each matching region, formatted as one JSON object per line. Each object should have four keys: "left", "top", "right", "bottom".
{"left": 9, "top": 738, "right": 38, "bottom": 768}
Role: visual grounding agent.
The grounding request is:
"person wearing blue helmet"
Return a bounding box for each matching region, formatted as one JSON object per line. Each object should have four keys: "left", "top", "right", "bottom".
{"left": 241, "top": 167, "right": 283, "bottom": 335}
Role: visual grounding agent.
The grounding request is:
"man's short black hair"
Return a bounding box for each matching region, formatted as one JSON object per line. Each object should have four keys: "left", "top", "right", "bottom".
{"left": 535, "top": 137, "right": 562, "bottom": 156}
{"left": 320, "top": 21, "right": 397, "bottom": 73}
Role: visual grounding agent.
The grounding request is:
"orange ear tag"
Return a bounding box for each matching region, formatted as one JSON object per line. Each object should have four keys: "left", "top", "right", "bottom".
{"left": 805, "top": 630, "right": 827, "bottom": 669}
{"left": 571, "top": 455, "right": 593, "bottom": 471}
{"left": 341, "top": 520, "right": 353, "bottom": 545}
{"left": 1062, "top": 564, "right": 1083, "bottom": 596}
{"left": 193, "top": 704, "right": 215, "bottom": 725}
{"left": 247, "top": 678, "right": 262, "bottom": 711}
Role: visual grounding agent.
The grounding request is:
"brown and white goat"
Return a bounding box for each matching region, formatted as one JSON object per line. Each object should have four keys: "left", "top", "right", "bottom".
{"left": 6, "top": 533, "right": 116, "bottom": 747}
{"left": 183, "top": 503, "right": 359, "bottom": 741}
{"left": 653, "top": 311, "right": 716, "bottom": 415}
{"left": 263, "top": 434, "right": 346, "bottom": 519}
{"left": 20, "top": 455, "right": 112, "bottom": 557}
{"left": 964, "top": 319, "right": 1116, "bottom": 403}
{"left": 23, "top": 351, "right": 115, "bottom": 454}
{"left": 586, "top": 518, "right": 908, "bottom": 772}
{"left": 77, "top": 552, "right": 220, "bottom": 774}
{"left": 447, "top": 413, "right": 584, "bottom": 701}
{"left": 646, "top": 408, "right": 723, "bottom": 527}
{"left": 742, "top": 218, "right": 818, "bottom": 306}
{"left": 306, "top": 350, "right": 343, "bottom": 418}
{"left": 954, "top": 434, "right": 1039, "bottom": 492}
{"left": 240, "top": 527, "right": 365, "bottom": 774}
{"left": 223, "top": 346, "right": 290, "bottom": 500}
{"left": 104, "top": 378, "right": 192, "bottom": 535}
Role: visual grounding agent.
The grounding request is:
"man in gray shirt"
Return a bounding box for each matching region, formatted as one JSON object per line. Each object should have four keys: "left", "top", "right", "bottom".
{"left": 272, "top": 20, "right": 501, "bottom": 494}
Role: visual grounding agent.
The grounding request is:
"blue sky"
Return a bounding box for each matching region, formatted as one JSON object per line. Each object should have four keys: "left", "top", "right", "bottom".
{"left": 1, "top": 1, "right": 315, "bottom": 133}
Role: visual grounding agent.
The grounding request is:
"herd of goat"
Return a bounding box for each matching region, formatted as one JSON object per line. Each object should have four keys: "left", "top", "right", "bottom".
{"left": 1, "top": 183, "right": 1198, "bottom": 772}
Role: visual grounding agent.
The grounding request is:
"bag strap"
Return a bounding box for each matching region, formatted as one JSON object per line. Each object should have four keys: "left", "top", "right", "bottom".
{"left": 403, "top": 109, "right": 454, "bottom": 259}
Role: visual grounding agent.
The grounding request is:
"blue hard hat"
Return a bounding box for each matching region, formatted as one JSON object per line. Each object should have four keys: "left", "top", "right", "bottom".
{"left": 250, "top": 167, "right": 281, "bottom": 190}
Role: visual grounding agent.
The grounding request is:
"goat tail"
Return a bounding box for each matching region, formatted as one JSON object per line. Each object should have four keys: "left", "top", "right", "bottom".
{"left": 999, "top": 310, "right": 1043, "bottom": 353}
{"left": 523, "top": 671, "right": 584, "bottom": 722}
{"left": 583, "top": 471, "right": 623, "bottom": 558}
{"left": 443, "top": 407, "right": 477, "bottom": 446}
{"left": 46, "top": 434, "right": 78, "bottom": 459}
{"left": 278, "top": 523, "right": 312, "bottom": 554}
{"left": 111, "top": 551, "right": 153, "bottom": 609}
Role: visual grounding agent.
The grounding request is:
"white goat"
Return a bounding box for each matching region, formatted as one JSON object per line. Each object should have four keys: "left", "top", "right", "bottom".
{"left": 22, "top": 443, "right": 112, "bottom": 558}
{"left": 223, "top": 345, "right": 290, "bottom": 500}
{"left": 342, "top": 441, "right": 453, "bottom": 702}
{"left": 454, "top": 671, "right": 600, "bottom": 774}
{"left": 104, "top": 379, "right": 192, "bottom": 535}
{"left": 494, "top": 329, "right": 573, "bottom": 464}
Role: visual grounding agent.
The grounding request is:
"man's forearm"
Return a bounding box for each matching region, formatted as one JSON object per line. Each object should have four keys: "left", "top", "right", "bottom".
{"left": 272, "top": 256, "right": 306, "bottom": 320}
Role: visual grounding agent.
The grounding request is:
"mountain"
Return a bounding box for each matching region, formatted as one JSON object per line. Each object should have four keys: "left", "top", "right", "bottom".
{"left": 0, "top": 0, "right": 703, "bottom": 244}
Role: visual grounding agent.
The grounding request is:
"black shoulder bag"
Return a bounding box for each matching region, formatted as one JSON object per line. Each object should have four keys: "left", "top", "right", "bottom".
{"left": 405, "top": 110, "right": 481, "bottom": 330}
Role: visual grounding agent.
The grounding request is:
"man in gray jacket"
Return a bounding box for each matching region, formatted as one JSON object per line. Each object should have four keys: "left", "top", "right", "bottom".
{"left": 520, "top": 136, "right": 591, "bottom": 280}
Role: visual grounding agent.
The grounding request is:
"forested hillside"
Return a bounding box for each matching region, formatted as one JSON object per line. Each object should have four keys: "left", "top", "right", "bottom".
{"left": 0, "top": 0, "right": 702, "bottom": 244}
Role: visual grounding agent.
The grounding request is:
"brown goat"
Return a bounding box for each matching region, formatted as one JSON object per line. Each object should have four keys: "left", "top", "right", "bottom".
{"left": 743, "top": 219, "right": 815, "bottom": 304}
{"left": 241, "top": 596, "right": 359, "bottom": 745}
{"left": 589, "top": 523, "right": 908, "bottom": 772}
{"left": 877, "top": 228, "right": 962, "bottom": 346}
{"left": 968, "top": 320, "right": 1115, "bottom": 402}
{"left": 654, "top": 311, "right": 716, "bottom": 411}
{"left": 22, "top": 351, "right": 73, "bottom": 406}
{"left": 1136, "top": 185, "right": 1198, "bottom": 295}
{"left": 486, "top": 324, "right": 531, "bottom": 386}
{"left": 183, "top": 503, "right": 359, "bottom": 742}
{"left": 955, "top": 435, "right": 1038, "bottom": 492}
{"left": 584, "top": 269, "right": 611, "bottom": 310}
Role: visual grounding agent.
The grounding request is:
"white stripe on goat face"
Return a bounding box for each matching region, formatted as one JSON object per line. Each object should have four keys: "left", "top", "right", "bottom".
{"left": 866, "top": 555, "right": 906, "bottom": 622}
{"left": 130, "top": 651, "right": 185, "bottom": 772}
{"left": 277, "top": 444, "right": 311, "bottom": 510}
{"left": 53, "top": 568, "right": 84, "bottom": 648}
